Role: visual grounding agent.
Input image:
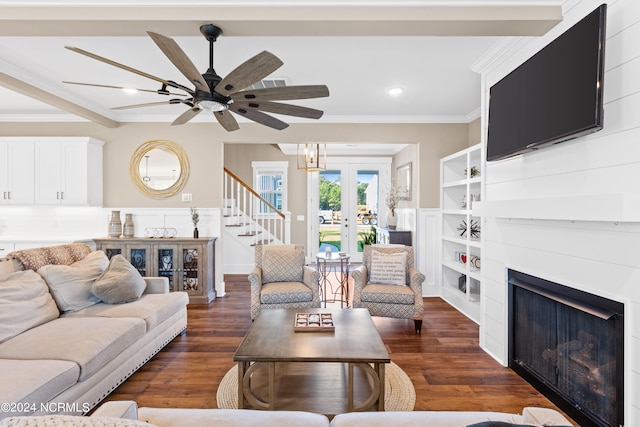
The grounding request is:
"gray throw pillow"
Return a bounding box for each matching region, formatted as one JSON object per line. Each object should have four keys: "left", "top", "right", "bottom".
{"left": 91, "top": 255, "right": 147, "bottom": 304}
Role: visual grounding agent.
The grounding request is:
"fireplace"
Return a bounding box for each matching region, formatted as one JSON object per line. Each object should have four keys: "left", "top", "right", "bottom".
{"left": 508, "top": 270, "right": 624, "bottom": 427}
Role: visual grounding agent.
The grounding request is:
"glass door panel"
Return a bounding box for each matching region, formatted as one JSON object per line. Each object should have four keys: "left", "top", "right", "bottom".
{"left": 318, "top": 169, "right": 342, "bottom": 252}
{"left": 182, "top": 247, "right": 199, "bottom": 292}
{"left": 354, "top": 169, "right": 379, "bottom": 255}
{"left": 157, "top": 247, "right": 175, "bottom": 290}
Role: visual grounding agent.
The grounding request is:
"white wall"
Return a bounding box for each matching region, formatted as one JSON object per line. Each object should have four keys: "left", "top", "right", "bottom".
{"left": 478, "top": 0, "right": 640, "bottom": 424}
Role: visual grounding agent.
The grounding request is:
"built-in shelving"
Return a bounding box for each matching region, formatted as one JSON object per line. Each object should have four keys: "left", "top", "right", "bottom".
{"left": 439, "top": 143, "right": 482, "bottom": 323}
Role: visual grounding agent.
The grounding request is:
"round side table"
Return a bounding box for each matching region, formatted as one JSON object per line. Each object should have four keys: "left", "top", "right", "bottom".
{"left": 315, "top": 252, "right": 350, "bottom": 308}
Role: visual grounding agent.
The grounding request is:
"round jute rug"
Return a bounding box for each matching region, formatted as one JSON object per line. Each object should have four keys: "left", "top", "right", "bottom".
{"left": 216, "top": 361, "right": 415, "bottom": 412}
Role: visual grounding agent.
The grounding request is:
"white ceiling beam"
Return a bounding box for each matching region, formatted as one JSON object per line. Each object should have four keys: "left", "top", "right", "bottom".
{"left": 0, "top": 72, "right": 119, "bottom": 128}
{"left": 0, "top": 5, "right": 562, "bottom": 37}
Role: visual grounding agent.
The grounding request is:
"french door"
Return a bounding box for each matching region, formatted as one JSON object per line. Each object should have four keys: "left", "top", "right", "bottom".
{"left": 308, "top": 158, "right": 390, "bottom": 263}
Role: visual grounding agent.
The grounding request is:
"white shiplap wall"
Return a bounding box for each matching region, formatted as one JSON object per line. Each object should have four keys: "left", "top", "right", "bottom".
{"left": 478, "top": 0, "right": 640, "bottom": 424}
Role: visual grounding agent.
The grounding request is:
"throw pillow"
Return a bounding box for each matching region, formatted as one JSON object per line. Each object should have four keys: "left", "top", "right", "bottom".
{"left": 91, "top": 254, "right": 147, "bottom": 304}
{"left": 0, "top": 415, "right": 158, "bottom": 427}
{"left": 262, "top": 246, "right": 305, "bottom": 284}
{"left": 8, "top": 243, "right": 93, "bottom": 271}
{"left": 0, "top": 270, "right": 60, "bottom": 344}
{"left": 37, "top": 251, "right": 109, "bottom": 313}
{"left": 369, "top": 250, "right": 407, "bottom": 286}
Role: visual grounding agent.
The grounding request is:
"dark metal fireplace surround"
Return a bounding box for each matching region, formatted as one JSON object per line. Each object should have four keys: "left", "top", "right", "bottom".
{"left": 508, "top": 270, "right": 624, "bottom": 427}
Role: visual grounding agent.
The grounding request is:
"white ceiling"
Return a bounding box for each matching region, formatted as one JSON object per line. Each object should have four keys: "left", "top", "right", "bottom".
{"left": 0, "top": 1, "right": 563, "bottom": 129}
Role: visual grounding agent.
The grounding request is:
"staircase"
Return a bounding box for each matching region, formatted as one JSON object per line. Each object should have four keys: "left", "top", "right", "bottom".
{"left": 223, "top": 167, "right": 291, "bottom": 273}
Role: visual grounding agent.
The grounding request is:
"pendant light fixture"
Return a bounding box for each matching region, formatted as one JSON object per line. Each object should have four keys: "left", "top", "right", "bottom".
{"left": 297, "top": 143, "right": 326, "bottom": 172}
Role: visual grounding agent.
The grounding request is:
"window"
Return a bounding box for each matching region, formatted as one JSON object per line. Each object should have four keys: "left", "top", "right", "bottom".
{"left": 252, "top": 161, "right": 288, "bottom": 214}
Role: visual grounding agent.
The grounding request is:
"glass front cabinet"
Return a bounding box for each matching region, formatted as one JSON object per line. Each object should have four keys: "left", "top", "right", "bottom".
{"left": 93, "top": 237, "right": 216, "bottom": 303}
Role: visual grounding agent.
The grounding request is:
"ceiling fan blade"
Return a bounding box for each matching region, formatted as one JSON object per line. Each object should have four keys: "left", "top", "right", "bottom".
{"left": 214, "top": 110, "right": 240, "bottom": 132}
{"left": 147, "top": 32, "right": 211, "bottom": 94}
{"left": 215, "top": 51, "right": 284, "bottom": 96}
{"left": 65, "top": 46, "right": 194, "bottom": 95}
{"left": 111, "top": 101, "right": 174, "bottom": 110}
{"left": 172, "top": 107, "right": 202, "bottom": 126}
{"left": 229, "top": 104, "right": 289, "bottom": 130}
{"left": 233, "top": 101, "right": 323, "bottom": 119}
{"left": 233, "top": 85, "right": 329, "bottom": 101}
{"left": 63, "top": 81, "right": 187, "bottom": 96}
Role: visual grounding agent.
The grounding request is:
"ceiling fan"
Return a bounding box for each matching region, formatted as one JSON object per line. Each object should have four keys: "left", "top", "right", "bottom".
{"left": 64, "top": 24, "right": 329, "bottom": 131}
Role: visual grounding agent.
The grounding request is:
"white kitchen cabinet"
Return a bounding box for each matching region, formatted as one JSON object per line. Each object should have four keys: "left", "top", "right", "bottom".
{"left": 0, "top": 140, "right": 35, "bottom": 205}
{"left": 35, "top": 137, "right": 104, "bottom": 206}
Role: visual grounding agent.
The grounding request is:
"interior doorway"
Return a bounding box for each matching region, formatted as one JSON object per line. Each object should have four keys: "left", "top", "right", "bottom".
{"left": 308, "top": 158, "right": 391, "bottom": 263}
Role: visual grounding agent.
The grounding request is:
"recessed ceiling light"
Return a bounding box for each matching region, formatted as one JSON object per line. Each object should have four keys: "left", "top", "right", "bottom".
{"left": 122, "top": 88, "right": 138, "bottom": 95}
{"left": 388, "top": 87, "right": 404, "bottom": 96}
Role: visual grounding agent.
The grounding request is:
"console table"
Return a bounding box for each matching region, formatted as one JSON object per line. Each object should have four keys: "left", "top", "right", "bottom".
{"left": 374, "top": 226, "right": 412, "bottom": 246}
{"left": 93, "top": 237, "right": 216, "bottom": 303}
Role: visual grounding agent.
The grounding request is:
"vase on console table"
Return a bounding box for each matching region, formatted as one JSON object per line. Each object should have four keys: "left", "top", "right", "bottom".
{"left": 108, "top": 210, "right": 122, "bottom": 238}
{"left": 193, "top": 227, "right": 199, "bottom": 238}
{"left": 386, "top": 209, "right": 397, "bottom": 230}
{"left": 123, "top": 214, "right": 134, "bottom": 238}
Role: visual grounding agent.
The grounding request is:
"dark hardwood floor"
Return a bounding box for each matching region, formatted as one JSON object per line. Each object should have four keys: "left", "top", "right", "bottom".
{"left": 104, "top": 274, "right": 572, "bottom": 420}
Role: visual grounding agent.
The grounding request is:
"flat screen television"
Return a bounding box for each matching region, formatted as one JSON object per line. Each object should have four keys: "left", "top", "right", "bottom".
{"left": 486, "top": 4, "right": 607, "bottom": 161}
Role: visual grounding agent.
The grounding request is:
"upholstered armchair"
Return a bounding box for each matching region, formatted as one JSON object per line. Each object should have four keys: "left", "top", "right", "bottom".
{"left": 351, "top": 245, "right": 425, "bottom": 333}
{"left": 248, "top": 244, "right": 321, "bottom": 320}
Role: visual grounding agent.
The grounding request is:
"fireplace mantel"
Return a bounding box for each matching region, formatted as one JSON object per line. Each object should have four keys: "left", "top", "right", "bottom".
{"left": 473, "top": 193, "right": 640, "bottom": 223}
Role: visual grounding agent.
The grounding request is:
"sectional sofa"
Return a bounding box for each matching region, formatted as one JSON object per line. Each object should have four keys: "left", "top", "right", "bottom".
{"left": 0, "top": 400, "right": 575, "bottom": 426}
{"left": 0, "top": 243, "right": 189, "bottom": 420}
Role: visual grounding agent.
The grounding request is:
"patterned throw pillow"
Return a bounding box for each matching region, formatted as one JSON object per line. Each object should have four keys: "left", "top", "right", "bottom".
{"left": 369, "top": 250, "right": 407, "bottom": 286}
{"left": 8, "top": 243, "right": 92, "bottom": 271}
{"left": 262, "top": 246, "right": 305, "bottom": 284}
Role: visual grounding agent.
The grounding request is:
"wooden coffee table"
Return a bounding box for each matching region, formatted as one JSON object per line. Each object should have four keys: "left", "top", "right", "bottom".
{"left": 233, "top": 308, "right": 390, "bottom": 412}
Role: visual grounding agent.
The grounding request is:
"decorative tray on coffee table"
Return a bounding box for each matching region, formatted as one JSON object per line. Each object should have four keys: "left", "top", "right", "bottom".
{"left": 294, "top": 313, "right": 335, "bottom": 332}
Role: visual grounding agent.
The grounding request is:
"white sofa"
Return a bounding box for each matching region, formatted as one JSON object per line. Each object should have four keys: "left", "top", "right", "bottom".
{"left": 0, "top": 400, "right": 574, "bottom": 426}
{"left": 0, "top": 244, "right": 189, "bottom": 421}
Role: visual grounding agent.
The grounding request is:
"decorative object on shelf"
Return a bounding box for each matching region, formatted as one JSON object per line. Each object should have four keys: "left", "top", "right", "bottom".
{"left": 143, "top": 227, "right": 177, "bottom": 238}
{"left": 108, "top": 210, "right": 122, "bottom": 238}
{"left": 457, "top": 219, "right": 480, "bottom": 239}
{"left": 470, "top": 193, "right": 481, "bottom": 208}
{"left": 455, "top": 251, "right": 467, "bottom": 264}
{"left": 385, "top": 183, "right": 401, "bottom": 230}
{"left": 458, "top": 274, "right": 467, "bottom": 293}
{"left": 190, "top": 207, "right": 200, "bottom": 238}
{"left": 460, "top": 194, "right": 467, "bottom": 209}
{"left": 465, "top": 166, "right": 480, "bottom": 178}
{"left": 297, "top": 143, "right": 326, "bottom": 172}
{"left": 123, "top": 213, "right": 135, "bottom": 238}
{"left": 470, "top": 255, "right": 481, "bottom": 270}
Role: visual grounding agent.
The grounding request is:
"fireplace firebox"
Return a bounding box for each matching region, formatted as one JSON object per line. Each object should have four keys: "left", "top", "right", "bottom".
{"left": 508, "top": 270, "right": 624, "bottom": 427}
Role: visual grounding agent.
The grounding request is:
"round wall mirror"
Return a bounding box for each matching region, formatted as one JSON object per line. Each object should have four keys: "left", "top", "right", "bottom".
{"left": 130, "top": 140, "right": 190, "bottom": 199}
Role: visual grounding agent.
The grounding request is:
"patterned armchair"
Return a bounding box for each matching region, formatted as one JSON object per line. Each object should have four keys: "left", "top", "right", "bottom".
{"left": 351, "top": 245, "right": 425, "bottom": 333}
{"left": 248, "top": 244, "right": 321, "bottom": 320}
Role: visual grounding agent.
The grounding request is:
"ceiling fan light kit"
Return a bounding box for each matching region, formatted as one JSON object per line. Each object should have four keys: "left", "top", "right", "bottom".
{"left": 64, "top": 24, "right": 329, "bottom": 131}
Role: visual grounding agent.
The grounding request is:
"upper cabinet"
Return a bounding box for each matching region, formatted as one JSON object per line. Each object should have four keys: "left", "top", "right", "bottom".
{"left": 0, "top": 137, "right": 104, "bottom": 207}
{"left": 0, "top": 140, "right": 35, "bottom": 205}
{"left": 35, "top": 138, "right": 104, "bottom": 206}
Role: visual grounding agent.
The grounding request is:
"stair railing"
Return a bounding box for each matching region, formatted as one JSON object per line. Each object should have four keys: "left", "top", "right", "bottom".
{"left": 223, "top": 167, "right": 291, "bottom": 245}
